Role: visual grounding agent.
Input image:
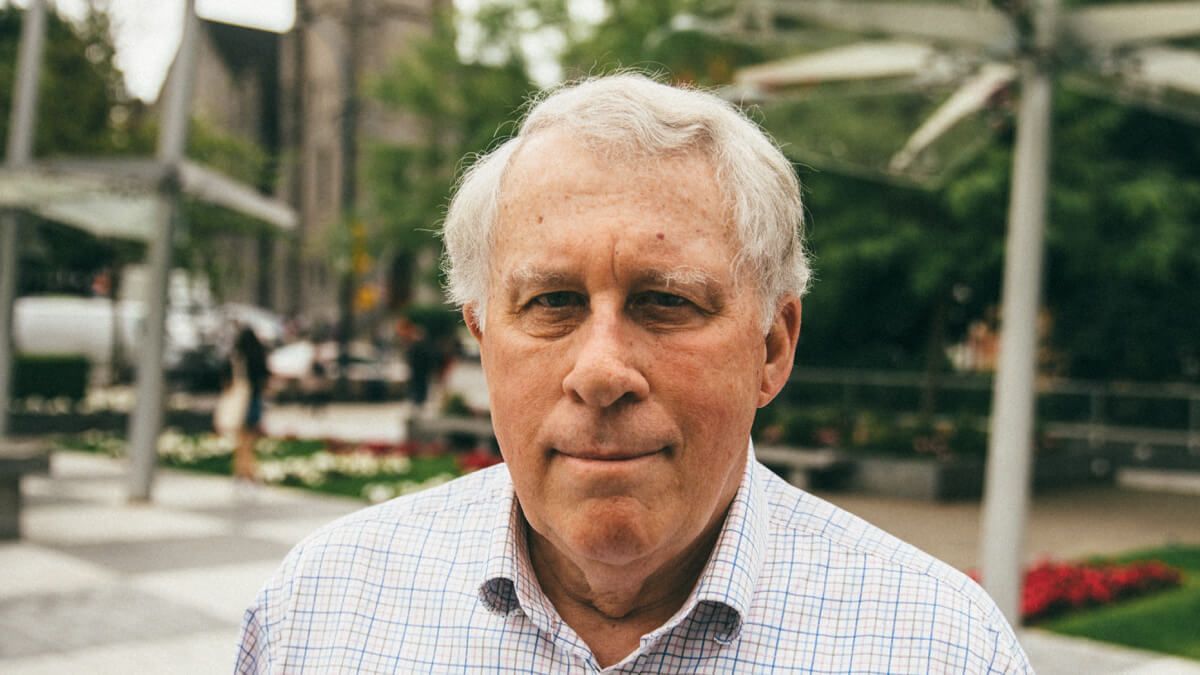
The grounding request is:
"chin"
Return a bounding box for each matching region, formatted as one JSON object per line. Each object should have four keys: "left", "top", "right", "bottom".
{"left": 562, "top": 498, "right": 666, "bottom": 566}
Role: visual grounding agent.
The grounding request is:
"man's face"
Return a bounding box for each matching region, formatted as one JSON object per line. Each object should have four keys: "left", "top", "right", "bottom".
{"left": 471, "top": 130, "right": 794, "bottom": 574}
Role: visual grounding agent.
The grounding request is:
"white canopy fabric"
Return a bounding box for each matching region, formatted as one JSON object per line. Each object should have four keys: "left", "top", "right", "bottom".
{"left": 0, "top": 158, "right": 295, "bottom": 242}
{"left": 736, "top": 41, "right": 942, "bottom": 89}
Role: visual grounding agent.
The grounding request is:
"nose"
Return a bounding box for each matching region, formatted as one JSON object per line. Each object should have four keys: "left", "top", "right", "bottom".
{"left": 562, "top": 313, "right": 650, "bottom": 408}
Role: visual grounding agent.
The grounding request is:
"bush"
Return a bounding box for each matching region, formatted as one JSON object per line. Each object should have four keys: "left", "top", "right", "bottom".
{"left": 754, "top": 404, "right": 1060, "bottom": 460}
{"left": 403, "top": 304, "right": 462, "bottom": 340}
{"left": 13, "top": 354, "right": 90, "bottom": 402}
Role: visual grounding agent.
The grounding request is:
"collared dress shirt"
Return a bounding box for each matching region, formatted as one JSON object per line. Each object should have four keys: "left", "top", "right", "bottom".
{"left": 236, "top": 445, "right": 1032, "bottom": 673}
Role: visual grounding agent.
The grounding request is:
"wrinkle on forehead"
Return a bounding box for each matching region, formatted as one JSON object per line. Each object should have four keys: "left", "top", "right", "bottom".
{"left": 505, "top": 262, "right": 718, "bottom": 289}
{"left": 498, "top": 131, "right": 729, "bottom": 219}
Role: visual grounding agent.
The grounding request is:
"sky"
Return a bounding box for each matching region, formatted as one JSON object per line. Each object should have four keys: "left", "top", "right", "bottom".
{"left": 8, "top": 0, "right": 606, "bottom": 100}
{"left": 7, "top": 0, "right": 295, "bottom": 101}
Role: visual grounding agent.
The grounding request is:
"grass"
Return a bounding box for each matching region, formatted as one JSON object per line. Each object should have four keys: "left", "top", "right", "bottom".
{"left": 1039, "top": 545, "right": 1200, "bottom": 660}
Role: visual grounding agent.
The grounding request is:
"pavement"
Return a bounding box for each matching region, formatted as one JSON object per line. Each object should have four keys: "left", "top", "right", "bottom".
{"left": 2, "top": 402, "right": 1199, "bottom": 673}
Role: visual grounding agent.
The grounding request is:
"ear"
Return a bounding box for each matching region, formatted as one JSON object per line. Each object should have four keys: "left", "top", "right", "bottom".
{"left": 463, "top": 304, "right": 484, "bottom": 342}
{"left": 758, "top": 296, "right": 802, "bottom": 408}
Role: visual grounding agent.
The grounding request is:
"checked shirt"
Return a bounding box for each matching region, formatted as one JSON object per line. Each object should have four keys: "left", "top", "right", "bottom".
{"left": 236, "top": 445, "right": 1031, "bottom": 673}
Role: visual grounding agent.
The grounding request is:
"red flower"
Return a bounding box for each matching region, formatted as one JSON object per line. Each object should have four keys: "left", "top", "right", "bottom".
{"left": 973, "top": 557, "right": 1184, "bottom": 623}
{"left": 458, "top": 448, "right": 503, "bottom": 472}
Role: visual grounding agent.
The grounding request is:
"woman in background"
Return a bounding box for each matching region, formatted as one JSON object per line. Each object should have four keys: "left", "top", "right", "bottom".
{"left": 229, "top": 326, "right": 269, "bottom": 483}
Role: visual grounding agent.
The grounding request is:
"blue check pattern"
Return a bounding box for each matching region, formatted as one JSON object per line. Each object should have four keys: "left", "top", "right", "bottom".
{"left": 237, "top": 445, "right": 1031, "bottom": 673}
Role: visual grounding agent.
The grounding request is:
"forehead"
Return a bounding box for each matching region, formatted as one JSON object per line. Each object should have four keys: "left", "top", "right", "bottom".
{"left": 495, "top": 130, "right": 732, "bottom": 249}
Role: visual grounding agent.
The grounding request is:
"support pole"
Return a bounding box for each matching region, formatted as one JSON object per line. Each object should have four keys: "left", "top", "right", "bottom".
{"left": 335, "top": 0, "right": 363, "bottom": 399}
{"left": 979, "top": 0, "right": 1057, "bottom": 625}
{"left": 0, "top": 0, "right": 47, "bottom": 439}
{"left": 126, "top": 0, "right": 200, "bottom": 501}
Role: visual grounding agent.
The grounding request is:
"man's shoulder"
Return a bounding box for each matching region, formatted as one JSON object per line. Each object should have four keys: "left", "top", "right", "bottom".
{"left": 755, "top": 463, "right": 1008, "bottom": 625}
{"left": 288, "top": 463, "right": 511, "bottom": 562}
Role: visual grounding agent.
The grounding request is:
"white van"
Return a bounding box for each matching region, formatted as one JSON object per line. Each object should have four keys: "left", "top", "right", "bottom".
{"left": 13, "top": 295, "right": 208, "bottom": 383}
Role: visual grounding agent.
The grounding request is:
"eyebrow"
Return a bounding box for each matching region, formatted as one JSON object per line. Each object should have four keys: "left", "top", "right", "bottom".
{"left": 502, "top": 265, "right": 576, "bottom": 305}
{"left": 503, "top": 265, "right": 726, "bottom": 307}
{"left": 632, "top": 268, "right": 726, "bottom": 309}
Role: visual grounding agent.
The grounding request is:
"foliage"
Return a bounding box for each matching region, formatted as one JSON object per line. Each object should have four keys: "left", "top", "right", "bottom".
{"left": 55, "top": 431, "right": 497, "bottom": 502}
{"left": 403, "top": 303, "right": 462, "bottom": 339}
{"left": 1040, "top": 546, "right": 1200, "bottom": 659}
{"left": 0, "top": 6, "right": 128, "bottom": 156}
{"left": 367, "top": 8, "right": 535, "bottom": 257}
{"left": 11, "top": 354, "right": 89, "bottom": 401}
{"left": 762, "top": 84, "right": 1200, "bottom": 383}
{"left": 756, "top": 405, "right": 997, "bottom": 460}
{"left": 557, "top": 0, "right": 764, "bottom": 86}
{"left": 1042, "top": 94, "right": 1200, "bottom": 381}
{"left": 178, "top": 119, "right": 279, "bottom": 298}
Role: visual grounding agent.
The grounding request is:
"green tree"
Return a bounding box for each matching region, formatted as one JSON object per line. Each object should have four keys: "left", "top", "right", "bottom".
{"left": 367, "top": 7, "right": 537, "bottom": 293}
{"left": 0, "top": 5, "right": 129, "bottom": 156}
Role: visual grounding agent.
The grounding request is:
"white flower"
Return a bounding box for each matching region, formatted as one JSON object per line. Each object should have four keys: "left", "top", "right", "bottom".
{"left": 338, "top": 452, "right": 380, "bottom": 476}
{"left": 362, "top": 483, "right": 395, "bottom": 504}
{"left": 381, "top": 456, "right": 413, "bottom": 475}
{"left": 156, "top": 430, "right": 186, "bottom": 456}
{"left": 395, "top": 480, "right": 421, "bottom": 496}
{"left": 258, "top": 461, "right": 287, "bottom": 484}
{"left": 256, "top": 438, "right": 282, "bottom": 456}
{"left": 310, "top": 452, "right": 336, "bottom": 473}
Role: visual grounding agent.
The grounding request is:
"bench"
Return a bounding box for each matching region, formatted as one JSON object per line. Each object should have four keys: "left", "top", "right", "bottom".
{"left": 0, "top": 438, "right": 51, "bottom": 539}
{"left": 755, "top": 445, "right": 847, "bottom": 490}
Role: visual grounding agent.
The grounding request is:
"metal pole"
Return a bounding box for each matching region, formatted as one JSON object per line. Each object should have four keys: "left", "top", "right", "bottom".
{"left": 979, "top": 0, "right": 1057, "bottom": 625}
{"left": 0, "top": 0, "right": 47, "bottom": 439}
{"left": 127, "top": 0, "right": 200, "bottom": 500}
{"left": 335, "top": 0, "right": 362, "bottom": 398}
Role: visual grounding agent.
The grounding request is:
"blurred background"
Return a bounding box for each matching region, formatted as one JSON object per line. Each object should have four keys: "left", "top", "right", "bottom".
{"left": 1, "top": 0, "right": 1199, "bottom": 672}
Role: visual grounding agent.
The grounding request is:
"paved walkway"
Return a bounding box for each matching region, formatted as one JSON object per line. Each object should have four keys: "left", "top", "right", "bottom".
{"left": 3, "top": 447, "right": 1199, "bottom": 672}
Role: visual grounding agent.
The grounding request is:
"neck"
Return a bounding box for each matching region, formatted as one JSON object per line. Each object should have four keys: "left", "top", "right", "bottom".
{"left": 526, "top": 511, "right": 726, "bottom": 667}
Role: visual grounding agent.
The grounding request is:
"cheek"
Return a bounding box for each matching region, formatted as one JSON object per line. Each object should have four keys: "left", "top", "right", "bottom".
{"left": 650, "top": 331, "right": 764, "bottom": 414}
{"left": 481, "top": 334, "right": 563, "bottom": 449}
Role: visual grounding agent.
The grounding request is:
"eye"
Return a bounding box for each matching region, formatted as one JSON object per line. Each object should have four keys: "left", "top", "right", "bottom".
{"left": 631, "top": 291, "right": 690, "bottom": 309}
{"left": 531, "top": 291, "right": 585, "bottom": 309}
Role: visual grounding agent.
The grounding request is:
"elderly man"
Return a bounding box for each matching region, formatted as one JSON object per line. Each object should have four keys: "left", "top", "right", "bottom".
{"left": 237, "top": 74, "right": 1030, "bottom": 673}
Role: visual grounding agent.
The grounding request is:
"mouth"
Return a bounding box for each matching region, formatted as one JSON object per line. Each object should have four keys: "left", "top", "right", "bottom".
{"left": 552, "top": 446, "right": 670, "bottom": 462}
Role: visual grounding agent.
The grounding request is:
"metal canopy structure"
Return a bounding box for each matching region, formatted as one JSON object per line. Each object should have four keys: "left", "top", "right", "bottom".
{"left": 725, "top": 0, "right": 1200, "bottom": 622}
{"left": 0, "top": 0, "right": 296, "bottom": 502}
{"left": 0, "top": 159, "right": 296, "bottom": 241}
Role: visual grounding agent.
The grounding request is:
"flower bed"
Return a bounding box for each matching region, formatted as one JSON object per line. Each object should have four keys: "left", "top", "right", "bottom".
{"left": 970, "top": 558, "right": 1184, "bottom": 624}
{"left": 57, "top": 430, "right": 503, "bottom": 503}
{"left": 1039, "top": 546, "right": 1200, "bottom": 659}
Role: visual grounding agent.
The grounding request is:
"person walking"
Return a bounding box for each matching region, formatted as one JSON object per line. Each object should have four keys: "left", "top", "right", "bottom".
{"left": 216, "top": 326, "right": 270, "bottom": 484}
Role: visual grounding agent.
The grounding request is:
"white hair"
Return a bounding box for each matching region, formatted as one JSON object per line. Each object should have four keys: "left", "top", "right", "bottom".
{"left": 440, "top": 73, "right": 810, "bottom": 332}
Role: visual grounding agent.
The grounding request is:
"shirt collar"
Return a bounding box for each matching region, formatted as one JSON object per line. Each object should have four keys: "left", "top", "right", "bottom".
{"left": 478, "top": 480, "right": 562, "bottom": 634}
{"left": 477, "top": 441, "right": 767, "bottom": 644}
